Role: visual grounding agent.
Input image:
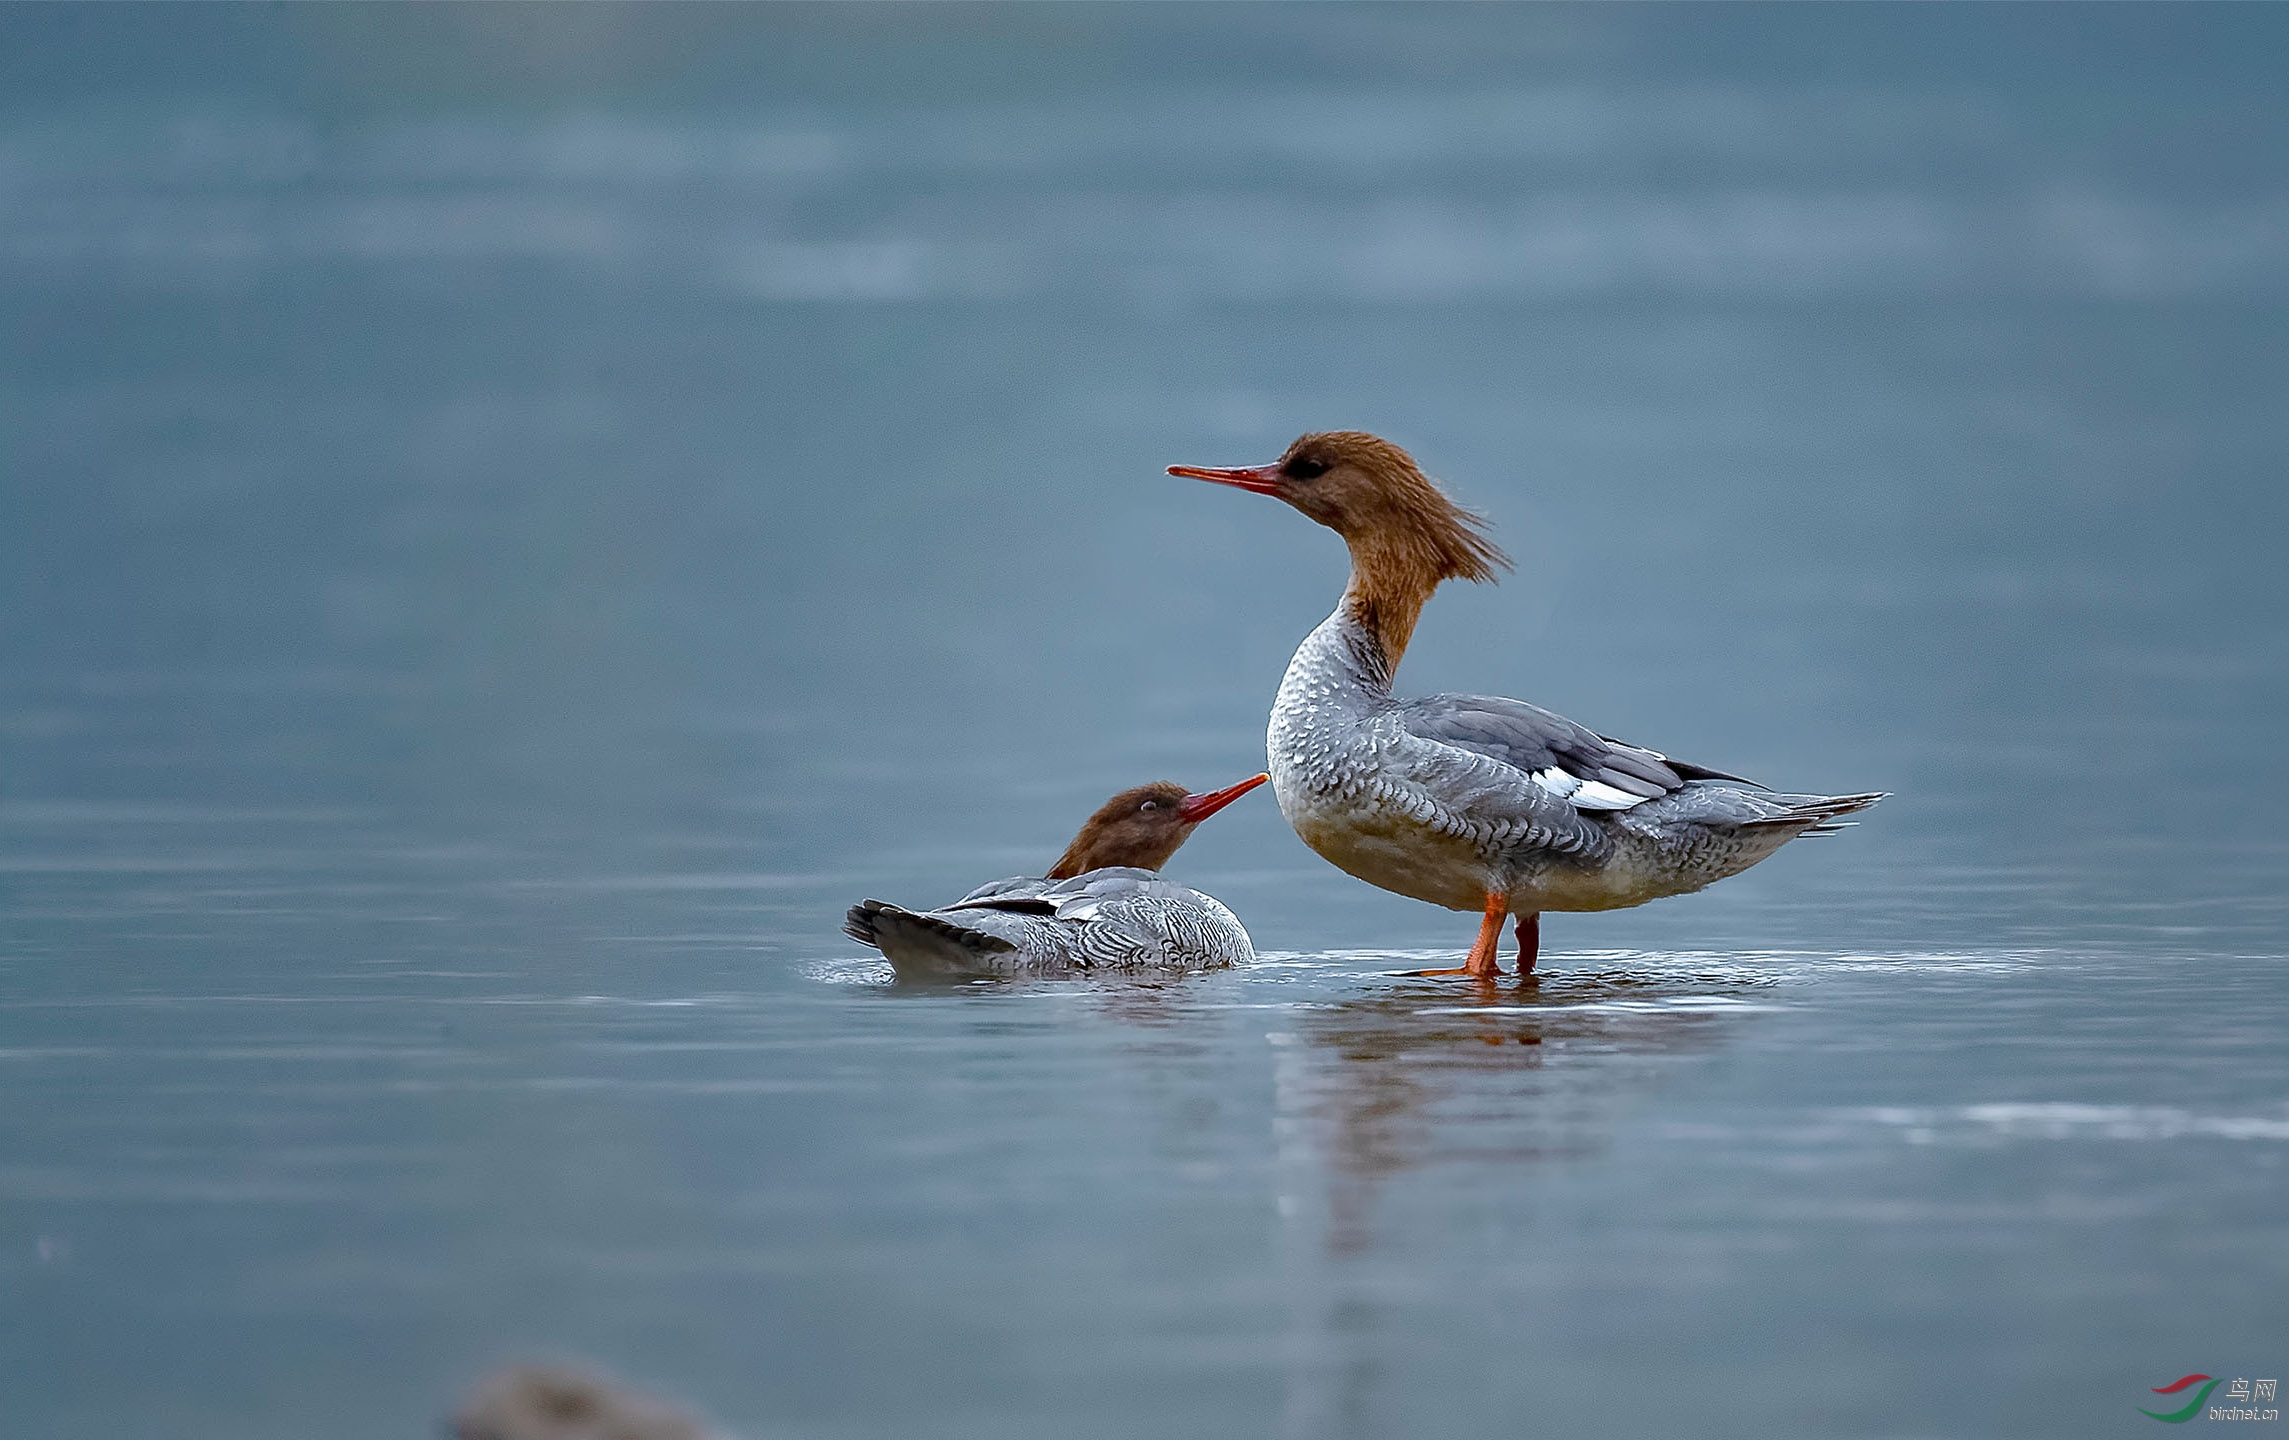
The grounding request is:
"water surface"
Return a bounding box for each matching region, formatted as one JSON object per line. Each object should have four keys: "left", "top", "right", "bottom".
{"left": 3, "top": 7, "right": 2286, "bottom": 1437}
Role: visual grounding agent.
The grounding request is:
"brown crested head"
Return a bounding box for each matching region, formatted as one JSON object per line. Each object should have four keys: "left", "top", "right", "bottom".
{"left": 1045, "top": 773, "right": 1269, "bottom": 880}
{"left": 1170, "top": 431, "right": 1509, "bottom": 592}
{"left": 1169, "top": 432, "right": 1509, "bottom": 672}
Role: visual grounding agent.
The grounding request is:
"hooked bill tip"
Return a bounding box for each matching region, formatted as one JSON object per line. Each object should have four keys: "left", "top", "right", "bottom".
{"left": 1177, "top": 772, "right": 1270, "bottom": 824}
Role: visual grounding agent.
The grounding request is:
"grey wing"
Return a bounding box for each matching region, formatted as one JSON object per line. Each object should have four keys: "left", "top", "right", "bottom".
{"left": 1033, "top": 868, "right": 1254, "bottom": 969}
{"left": 1366, "top": 693, "right": 1715, "bottom": 863}
{"left": 1397, "top": 692, "right": 1719, "bottom": 810}
{"left": 1029, "top": 867, "right": 1185, "bottom": 920}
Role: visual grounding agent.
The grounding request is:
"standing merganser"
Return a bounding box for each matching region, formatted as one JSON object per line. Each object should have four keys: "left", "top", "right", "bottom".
{"left": 1169, "top": 432, "right": 1883, "bottom": 979}
{"left": 843, "top": 775, "right": 1268, "bottom": 978}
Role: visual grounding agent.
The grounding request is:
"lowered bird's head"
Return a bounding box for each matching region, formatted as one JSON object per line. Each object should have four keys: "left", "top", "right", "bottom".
{"left": 1047, "top": 774, "right": 1268, "bottom": 879}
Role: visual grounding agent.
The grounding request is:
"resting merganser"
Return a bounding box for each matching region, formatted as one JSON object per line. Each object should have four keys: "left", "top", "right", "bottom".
{"left": 1169, "top": 432, "right": 1883, "bottom": 979}
{"left": 842, "top": 775, "right": 1268, "bottom": 978}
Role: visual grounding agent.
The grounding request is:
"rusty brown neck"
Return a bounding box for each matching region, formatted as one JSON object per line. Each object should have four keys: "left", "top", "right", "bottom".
{"left": 1046, "top": 830, "right": 1178, "bottom": 880}
{"left": 1045, "top": 838, "right": 1094, "bottom": 880}
{"left": 1337, "top": 534, "right": 1447, "bottom": 685}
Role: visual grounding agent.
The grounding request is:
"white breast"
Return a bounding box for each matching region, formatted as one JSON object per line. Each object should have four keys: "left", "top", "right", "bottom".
{"left": 1267, "top": 609, "right": 1494, "bottom": 913}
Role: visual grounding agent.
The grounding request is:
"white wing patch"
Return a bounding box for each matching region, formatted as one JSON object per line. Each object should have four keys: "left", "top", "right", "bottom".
{"left": 1572, "top": 778, "right": 1651, "bottom": 810}
{"left": 1532, "top": 765, "right": 1651, "bottom": 812}
{"left": 1530, "top": 765, "right": 1581, "bottom": 798}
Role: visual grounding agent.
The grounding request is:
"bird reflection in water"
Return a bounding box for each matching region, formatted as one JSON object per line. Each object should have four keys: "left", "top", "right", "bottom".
{"left": 1280, "top": 959, "right": 1775, "bottom": 1254}
{"left": 1270, "top": 958, "right": 1775, "bottom": 1440}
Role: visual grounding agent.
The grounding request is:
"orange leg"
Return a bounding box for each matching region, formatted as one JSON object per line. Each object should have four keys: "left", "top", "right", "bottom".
{"left": 1515, "top": 912, "right": 1540, "bottom": 979}
{"left": 1403, "top": 892, "right": 1508, "bottom": 977}
{"left": 1463, "top": 893, "right": 1507, "bottom": 978}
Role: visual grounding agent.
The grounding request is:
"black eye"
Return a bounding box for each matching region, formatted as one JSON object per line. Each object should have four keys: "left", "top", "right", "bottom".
{"left": 1138, "top": 799, "right": 1162, "bottom": 813}
{"left": 1282, "top": 456, "right": 1330, "bottom": 481}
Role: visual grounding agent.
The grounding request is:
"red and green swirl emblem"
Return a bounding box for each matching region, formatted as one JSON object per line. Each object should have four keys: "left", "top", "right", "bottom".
{"left": 2140, "top": 1375, "right": 2220, "bottom": 1423}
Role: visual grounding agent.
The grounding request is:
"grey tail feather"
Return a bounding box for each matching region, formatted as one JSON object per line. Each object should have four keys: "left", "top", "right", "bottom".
{"left": 842, "top": 899, "right": 1015, "bottom": 956}
{"left": 1744, "top": 790, "right": 1889, "bottom": 830}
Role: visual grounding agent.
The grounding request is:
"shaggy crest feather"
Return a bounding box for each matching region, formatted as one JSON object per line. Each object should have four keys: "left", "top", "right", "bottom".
{"left": 1262, "top": 432, "right": 1511, "bottom": 670}
{"left": 1281, "top": 431, "right": 1511, "bottom": 589}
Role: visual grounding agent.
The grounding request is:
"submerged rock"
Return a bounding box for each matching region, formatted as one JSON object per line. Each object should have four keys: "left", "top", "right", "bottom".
{"left": 447, "top": 1363, "right": 716, "bottom": 1440}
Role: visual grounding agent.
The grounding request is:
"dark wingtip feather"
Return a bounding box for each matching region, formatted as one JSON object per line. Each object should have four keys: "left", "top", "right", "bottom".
{"left": 842, "top": 900, "right": 889, "bottom": 948}
{"left": 1668, "top": 758, "right": 1760, "bottom": 786}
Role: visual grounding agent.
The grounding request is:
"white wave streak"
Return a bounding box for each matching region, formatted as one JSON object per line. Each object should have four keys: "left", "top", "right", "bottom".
{"left": 1861, "top": 1103, "right": 2289, "bottom": 1142}
{"left": 1415, "top": 995, "right": 1774, "bottom": 1016}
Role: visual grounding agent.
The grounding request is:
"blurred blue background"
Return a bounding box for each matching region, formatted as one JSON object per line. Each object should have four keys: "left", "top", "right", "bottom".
{"left": 3, "top": 6, "right": 2285, "bottom": 1437}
